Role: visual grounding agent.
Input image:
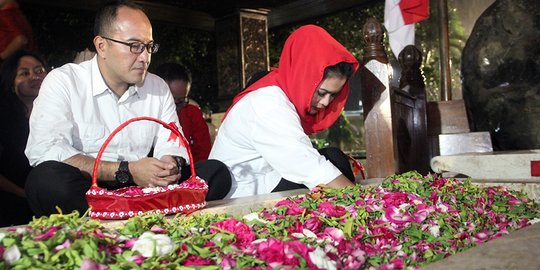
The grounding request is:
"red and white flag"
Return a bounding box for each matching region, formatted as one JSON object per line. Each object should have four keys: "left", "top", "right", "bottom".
{"left": 384, "top": 0, "right": 429, "bottom": 59}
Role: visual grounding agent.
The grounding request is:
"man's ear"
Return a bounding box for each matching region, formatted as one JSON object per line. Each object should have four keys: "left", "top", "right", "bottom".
{"left": 93, "top": 36, "right": 106, "bottom": 57}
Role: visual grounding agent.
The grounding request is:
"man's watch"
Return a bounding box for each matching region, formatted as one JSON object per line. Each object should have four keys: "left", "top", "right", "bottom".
{"left": 115, "top": 161, "right": 132, "bottom": 184}
{"left": 172, "top": 156, "right": 186, "bottom": 170}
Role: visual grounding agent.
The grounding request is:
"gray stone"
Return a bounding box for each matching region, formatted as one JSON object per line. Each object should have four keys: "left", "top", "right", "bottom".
{"left": 461, "top": 0, "right": 540, "bottom": 150}
{"left": 421, "top": 222, "right": 540, "bottom": 270}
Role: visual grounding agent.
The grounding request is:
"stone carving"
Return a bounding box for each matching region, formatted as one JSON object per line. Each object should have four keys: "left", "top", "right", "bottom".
{"left": 241, "top": 15, "right": 268, "bottom": 88}
{"left": 461, "top": 0, "right": 540, "bottom": 150}
{"left": 215, "top": 9, "right": 269, "bottom": 111}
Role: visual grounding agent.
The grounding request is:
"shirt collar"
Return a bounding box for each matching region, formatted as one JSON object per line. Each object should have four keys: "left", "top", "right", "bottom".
{"left": 90, "top": 56, "right": 140, "bottom": 99}
{"left": 91, "top": 56, "right": 109, "bottom": 97}
{"left": 123, "top": 84, "right": 140, "bottom": 100}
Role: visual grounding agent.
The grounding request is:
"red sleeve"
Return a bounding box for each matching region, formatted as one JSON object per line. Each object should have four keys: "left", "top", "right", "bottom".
{"left": 179, "top": 105, "right": 212, "bottom": 162}
{"left": 0, "top": 3, "right": 36, "bottom": 51}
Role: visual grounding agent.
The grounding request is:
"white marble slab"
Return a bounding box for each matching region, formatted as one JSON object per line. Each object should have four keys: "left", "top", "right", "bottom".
{"left": 431, "top": 149, "right": 540, "bottom": 181}
{"left": 198, "top": 189, "right": 308, "bottom": 215}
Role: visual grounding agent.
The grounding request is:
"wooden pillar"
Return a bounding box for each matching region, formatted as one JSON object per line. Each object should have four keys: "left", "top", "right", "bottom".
{"left": 215, "top": 9, "right": 269, "bottom": 111}
{"left": 360, "top": 18, "right": 430, "bottom": 178}
{"left": 393, "top": 45, "right": 429, "bottom": 175}
{"left": 360, "top": 18, "right": 395, "bottom": 179}
{"left": 438, "top": 0, "right": 452, "bottom": 101}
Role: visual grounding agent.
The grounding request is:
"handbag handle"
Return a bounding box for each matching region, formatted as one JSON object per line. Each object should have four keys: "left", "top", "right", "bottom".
{"left": 91, "top": 116, "right": 195, "bottom": 187}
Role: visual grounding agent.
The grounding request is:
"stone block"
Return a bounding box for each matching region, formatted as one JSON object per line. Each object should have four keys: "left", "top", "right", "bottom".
{"left": 438, "top": 131, "right": 492, "bottom": 156}
{"left": 431, "top": 149, "right": 540, "bottom": 180}
{"left": 427, "top": 100, "right": 470, "bottom": 136}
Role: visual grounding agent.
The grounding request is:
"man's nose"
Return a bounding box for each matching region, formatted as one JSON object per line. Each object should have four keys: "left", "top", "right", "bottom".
{"left": 138, "top": 50, "right": 151, "bottom": 63}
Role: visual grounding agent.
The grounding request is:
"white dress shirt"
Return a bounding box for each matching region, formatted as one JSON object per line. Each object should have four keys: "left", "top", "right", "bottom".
{"left": 25, "top": 56, "right": 187, "bottom": 166}
{"left": 209, "top": 86, "right": 341, "bottom": 198}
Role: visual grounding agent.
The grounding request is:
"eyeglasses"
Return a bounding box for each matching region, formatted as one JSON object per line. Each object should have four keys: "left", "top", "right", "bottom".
{"left": 101, "top": 36, "right": 159, "bottom": 54}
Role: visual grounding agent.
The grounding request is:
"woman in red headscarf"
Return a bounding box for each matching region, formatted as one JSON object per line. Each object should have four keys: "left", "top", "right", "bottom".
{"left": 209, "top": 25, "right": 360, "bottom": 198}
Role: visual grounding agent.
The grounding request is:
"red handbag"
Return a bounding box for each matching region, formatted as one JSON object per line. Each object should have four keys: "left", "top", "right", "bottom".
{"left": 85, "top": 116, "right": 208, "bottom": 220}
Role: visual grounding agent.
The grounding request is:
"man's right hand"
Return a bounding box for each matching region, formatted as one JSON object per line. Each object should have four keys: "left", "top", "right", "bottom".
{"left": 129, "top": 157, "right": 181, "bottom": 187}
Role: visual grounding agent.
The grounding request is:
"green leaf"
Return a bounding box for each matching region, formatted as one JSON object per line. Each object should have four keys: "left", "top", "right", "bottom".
{"left": 404, "top": 226, "right": 423, "bottom": 240}
{"left": 190, "top": 244, "right": 213, "bottom": 257}
{"left": 424, "top": 249, "right": 434, "bottom": 259}
{"left": 343, "top": 218, "right": 353, "bottom": 239}
{"left": 2, "top": 237, "right": 16, "bottom": 246}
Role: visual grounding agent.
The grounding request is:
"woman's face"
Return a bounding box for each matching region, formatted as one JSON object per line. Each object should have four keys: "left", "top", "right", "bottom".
{"left": 14, "top": 56, "right": 47, "bottom": 99}
{"left": 309, "top": 75, "right": 347, "bottom": 115}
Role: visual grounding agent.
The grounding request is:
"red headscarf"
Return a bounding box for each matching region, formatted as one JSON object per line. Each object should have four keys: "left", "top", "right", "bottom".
{"left": 224, "top": 25, "right": 359, "bottom": 134}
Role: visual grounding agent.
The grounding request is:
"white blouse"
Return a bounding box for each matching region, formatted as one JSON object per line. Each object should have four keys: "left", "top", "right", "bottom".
{"left": 209, "top": 86, "right": 341, "bottom": 198}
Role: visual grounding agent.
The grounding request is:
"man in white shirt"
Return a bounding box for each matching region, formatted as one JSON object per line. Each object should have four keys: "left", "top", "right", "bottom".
{"left": 24, "top": 0, "right": 230, "bottom": 217}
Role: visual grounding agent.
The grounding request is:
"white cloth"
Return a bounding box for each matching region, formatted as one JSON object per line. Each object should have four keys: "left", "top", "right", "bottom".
{"left": 25, "top": 56, "right": 186, "bottom": 166}
{"left": 209, "top": 86, "right": 342, "bottom": 198}
{"left": 384, "top": 0, "right": 415, "bottom": 60}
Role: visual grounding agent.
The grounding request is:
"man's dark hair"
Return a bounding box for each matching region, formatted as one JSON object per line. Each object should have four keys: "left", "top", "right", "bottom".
{"left": 323, "top": 62, "right": 354, "bottom": 80}
{"left": 93, "top": 0, "right": 145, "bottom": 36}
{"left": 154, "top": 63, "right": 192, "bottom": 84}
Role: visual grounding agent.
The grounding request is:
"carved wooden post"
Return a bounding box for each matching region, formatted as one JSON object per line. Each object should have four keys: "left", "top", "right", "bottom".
{"left": 215, "top": 9, "right": 269, "bottom": 111}
{"left": 360, "top": 17, "right": 396, "bottom": 179}
{"left": 392, "top": 45, "right": 429, "bottom": 174}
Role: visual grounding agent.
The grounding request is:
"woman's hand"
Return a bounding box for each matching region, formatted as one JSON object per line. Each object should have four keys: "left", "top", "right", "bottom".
{"left": 326, "top": 174, "right": 355, "bottom": 189}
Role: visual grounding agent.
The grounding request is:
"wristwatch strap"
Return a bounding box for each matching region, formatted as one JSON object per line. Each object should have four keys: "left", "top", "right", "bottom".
{"left": 172, "top": 156, "right": 186, "bottom": 170}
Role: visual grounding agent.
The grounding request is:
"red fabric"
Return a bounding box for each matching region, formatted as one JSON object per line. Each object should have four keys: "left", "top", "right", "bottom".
{"left": 0, "top": 2, "right": 36, "bottom": 52}
{"left": 399, "top": 0, "right": 429, "bottom": 25}
{"left": 86, "top": 179, "right": 208, "bottom": 220}
{"left": 87, "top": 116, "right": 208, "bottom": 220}
{"left": 178, "top": 104, "right": 211, "bottom": 162}
{"left": 532, "top": 161, "right": 540, "bottom": 177}
{"left": 223, "top": 25, "right": 359, "bottom": 135}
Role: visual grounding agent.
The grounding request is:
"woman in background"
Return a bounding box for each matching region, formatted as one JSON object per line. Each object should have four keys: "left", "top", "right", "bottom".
{"left": 0, "top": 50, "right": 48, "bottom": 226}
